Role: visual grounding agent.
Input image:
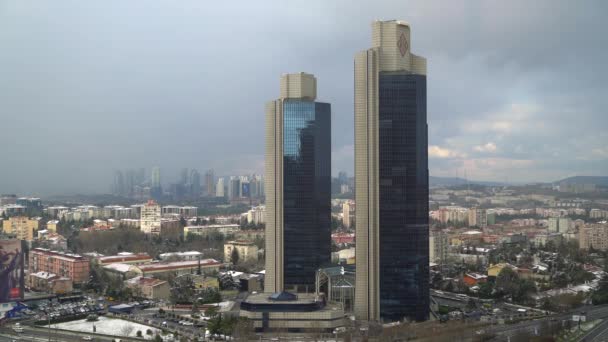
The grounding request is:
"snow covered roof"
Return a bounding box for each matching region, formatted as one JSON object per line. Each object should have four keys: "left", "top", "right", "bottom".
{"left": 103, "top": 263, "right": 134, "bottom": 273}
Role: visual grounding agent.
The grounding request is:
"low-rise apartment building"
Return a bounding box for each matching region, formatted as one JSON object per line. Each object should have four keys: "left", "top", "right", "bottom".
{"left": 29, "top": 248, "right": 90, "bottom": 285}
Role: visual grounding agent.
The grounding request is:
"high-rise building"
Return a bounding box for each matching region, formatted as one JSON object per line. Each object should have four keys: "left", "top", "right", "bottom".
{"left": 228, "top": 177, "right": 241, "bottom": 200}
{"left": 342, "top": 201, "right": 355, "bottom": 229}
{"left": 190, "top": 169, "right": 201, "bottom": 196}
{"left": 113, "top": 170, "right": 125, "bottom": 196}
{"left": 140, "top": 200, "right": 161, "bottom": 235}
{"left": 205, "top": 169, "right": 215, "bottom": 197}
{"left": 548, "top": 217, "right": 559, "bottom": 232}
{"left": 468, "top": 208, "right": 488, "bottom": 228}
{"left": 151, "top": 167, "right": 161, "bottom": 188}
{"left": 354, "top": 20, "right": 429, "bottom": 322}
{"left": 429, "top": 230, "right": 448, "bottom": 266}
{"left": 216, "top": 177, "right": 225, "bottom": 198}
{"left": 265, "top": 72, "right": 331, "bottom": 293}
{"left": 558, "top": 217, "right": 572, "bottom": 232}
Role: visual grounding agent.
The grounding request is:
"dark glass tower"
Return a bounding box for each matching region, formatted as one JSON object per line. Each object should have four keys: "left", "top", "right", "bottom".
{"left": 377, "top": 73, "right": 428, "bottom": 321}
{"left": 265, "top": 73, "right": 331, "bottom": 293}
{"left": 355, "top": 21, "right": 429, "bottom": 322}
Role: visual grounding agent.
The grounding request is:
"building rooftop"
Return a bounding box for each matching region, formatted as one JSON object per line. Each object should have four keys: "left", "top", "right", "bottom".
{"left": 138, "top": 259, "right": 221, "bottom": 272}
{"left": 31, "top": 248, "right": 85, "bottom": 261}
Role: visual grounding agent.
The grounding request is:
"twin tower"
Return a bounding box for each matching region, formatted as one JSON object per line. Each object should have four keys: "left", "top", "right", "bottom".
{"left": 264, "top": 20, "right": 429, "bottom": 322}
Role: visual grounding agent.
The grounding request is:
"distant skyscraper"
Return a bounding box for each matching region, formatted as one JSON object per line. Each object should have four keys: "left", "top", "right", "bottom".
{"left": 151, "top": 166, "right": 162, "bottom": 199}
{"left": 190, "top": 169, "right": 201, "bottom": 196}
{"left": 205, "top": 169, "right": 215, "bottom": 197}
{"left": 151, "top": 167, "right": 161, "bottom": 188}
{"left": 265, "top": 72, "right": 331, "bottom": 293}
{"left": 228, "top": 177, "right": 241, "bottom": 200}
{"left": 180, "top": 168, "right": 189, "bottom": 185}
{"left": 113, "top": 170, "right": 125, "bottom": 196}
{"left": 215, "top": 177, "right": 225, "bottom": 198}
{"left": 354, "top": 20, "right": 429, "bottom": 322}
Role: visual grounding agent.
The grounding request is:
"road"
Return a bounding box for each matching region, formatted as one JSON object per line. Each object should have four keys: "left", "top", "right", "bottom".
{"left": 489, "top": 304, "right": 608, "bottom": 341}
{"left": 580, "top": 318, "right": 608, "bottom": 341}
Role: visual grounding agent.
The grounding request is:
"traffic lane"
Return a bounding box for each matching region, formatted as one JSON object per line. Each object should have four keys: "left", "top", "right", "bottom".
{"left": 580, "top": 319, "right": 608, "bottom": 342}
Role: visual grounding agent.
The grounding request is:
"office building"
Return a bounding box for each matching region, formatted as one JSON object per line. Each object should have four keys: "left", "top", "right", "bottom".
{"left": 354, "top": 20, "right": 429, "bottom": 322}
{"left": 265, "top": 72, "right": 331, "bottom": 293}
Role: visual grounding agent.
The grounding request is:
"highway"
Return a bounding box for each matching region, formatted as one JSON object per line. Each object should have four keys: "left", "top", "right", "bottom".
{"left": 489, "top": 304, "right": 608, "bottom": 341}
{"left": 580, "top": 318, "right": 608, "bottom": 341}
{"left": 0, "top": 324, "right": 151, "bottom": 342}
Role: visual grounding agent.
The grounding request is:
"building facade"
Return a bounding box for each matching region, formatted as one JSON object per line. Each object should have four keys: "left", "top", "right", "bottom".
{"left": 265, "top": 72, "right": 331, "bottom": 293}
{"left": 224, "top": 240, "right": 259, "bottom": 264}
{"left": 579, "top": 223, "right": 608, "bottom": 251}
{"left": 140, "top": 200, "right": 161, "bottom": 234}
{"left": 29, "top": 248, "right": 90, "bottom": 284}
{"left": 354, "top": 20, "right": 429, "bottom": 322}
{"left": 2, "top": 216, "right": 39, "bottom": 241}
{"left": 342, "top": 201, "right": 355, "bottom": 229}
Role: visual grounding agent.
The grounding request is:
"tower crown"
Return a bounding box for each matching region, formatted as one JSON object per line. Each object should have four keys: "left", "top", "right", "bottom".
{"left": 279, "top": 72, "right": 317, "bottom": 100}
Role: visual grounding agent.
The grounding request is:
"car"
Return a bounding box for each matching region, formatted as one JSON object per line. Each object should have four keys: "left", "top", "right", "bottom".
{"left": 13, "top": 326, "right": 24, "bottom": 333}
{"left": 182, "top": 321, "right": 194, "bottom": 326}
{"left": 82, "top": 336, "right": 92, "bottom": 341}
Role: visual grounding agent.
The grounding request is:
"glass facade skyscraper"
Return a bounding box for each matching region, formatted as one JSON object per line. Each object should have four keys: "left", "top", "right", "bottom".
{"left": 265, "top": 73, "right": 331, "bottom": 293}
{"left": 377, "top": 73, "right": 428, "bottom": 321}
{"left": 355, "top": 21, "right": 429, "bottom": 322}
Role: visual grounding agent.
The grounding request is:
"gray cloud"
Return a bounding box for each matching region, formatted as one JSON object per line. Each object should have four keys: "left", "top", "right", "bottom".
{"left": 0, "top": 0, "right": 606, "bottom": 195}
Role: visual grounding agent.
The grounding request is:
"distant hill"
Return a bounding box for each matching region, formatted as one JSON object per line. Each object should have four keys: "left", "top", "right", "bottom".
{"left": 556, "top": 176, "right": 608, "bottom": 186}
{"left": 429, "top": 176, "right": 505, "bottom": 187}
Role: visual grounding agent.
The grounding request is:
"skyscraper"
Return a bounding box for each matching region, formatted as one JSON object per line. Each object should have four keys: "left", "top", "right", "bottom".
{"left": 151, "top": 166, "right": 162, "bottom": 199}
{"left": 151, "top": 166, "right": 161, "bottom": 188}
{"left": 354, "top": 20, "right": 429, "bottom": 322}
{"left": 205, "top": 169, "right": 215, "bottom": 197}
{"left": 215, "top": 177, "right": 225, "bottom": 198}
{"left": 265, "top": 72, "right": 331, "bottom": 293}
{"left": 190, "top": 169, "right": 201, "bottom": 196}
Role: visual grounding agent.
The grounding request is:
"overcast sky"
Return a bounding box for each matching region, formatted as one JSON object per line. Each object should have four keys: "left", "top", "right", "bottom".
{"left": 1, "top": 0, "right": 607, "bottom": 195}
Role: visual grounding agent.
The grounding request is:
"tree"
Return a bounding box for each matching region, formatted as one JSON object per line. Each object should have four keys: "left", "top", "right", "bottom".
{"left": 136, "top": 330, "right": 143, "bottom": 337}
{"left": 592, "top": 274, "right": 608, "bottom": 305}
{"left": 495, "top": 267, "right": 519, "bottom": 299}
{"left": 170, "top": 275, "right": 196, "bottom": 305}
{"left": 231, "top": 247, "right": 240, "bottom": 265}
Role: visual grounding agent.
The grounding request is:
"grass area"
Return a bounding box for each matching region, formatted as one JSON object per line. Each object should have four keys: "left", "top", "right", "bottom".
{"left": 557, "top": 319, "right": 602, "bottom": 342}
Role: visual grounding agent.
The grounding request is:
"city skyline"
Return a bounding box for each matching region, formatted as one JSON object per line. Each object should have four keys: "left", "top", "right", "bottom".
{"left": 1, "top": 1, "right": 606, "bottom": 195}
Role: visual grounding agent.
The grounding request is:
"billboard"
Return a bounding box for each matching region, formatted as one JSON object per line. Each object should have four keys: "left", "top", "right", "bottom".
{"left": 0, "top": 240, "right": 24, "bottom": 302}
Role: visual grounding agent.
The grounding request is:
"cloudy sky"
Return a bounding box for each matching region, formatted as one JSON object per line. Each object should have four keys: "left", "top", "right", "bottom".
{"left": 1, "top": 0, "right": 607, "bottom": 195}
